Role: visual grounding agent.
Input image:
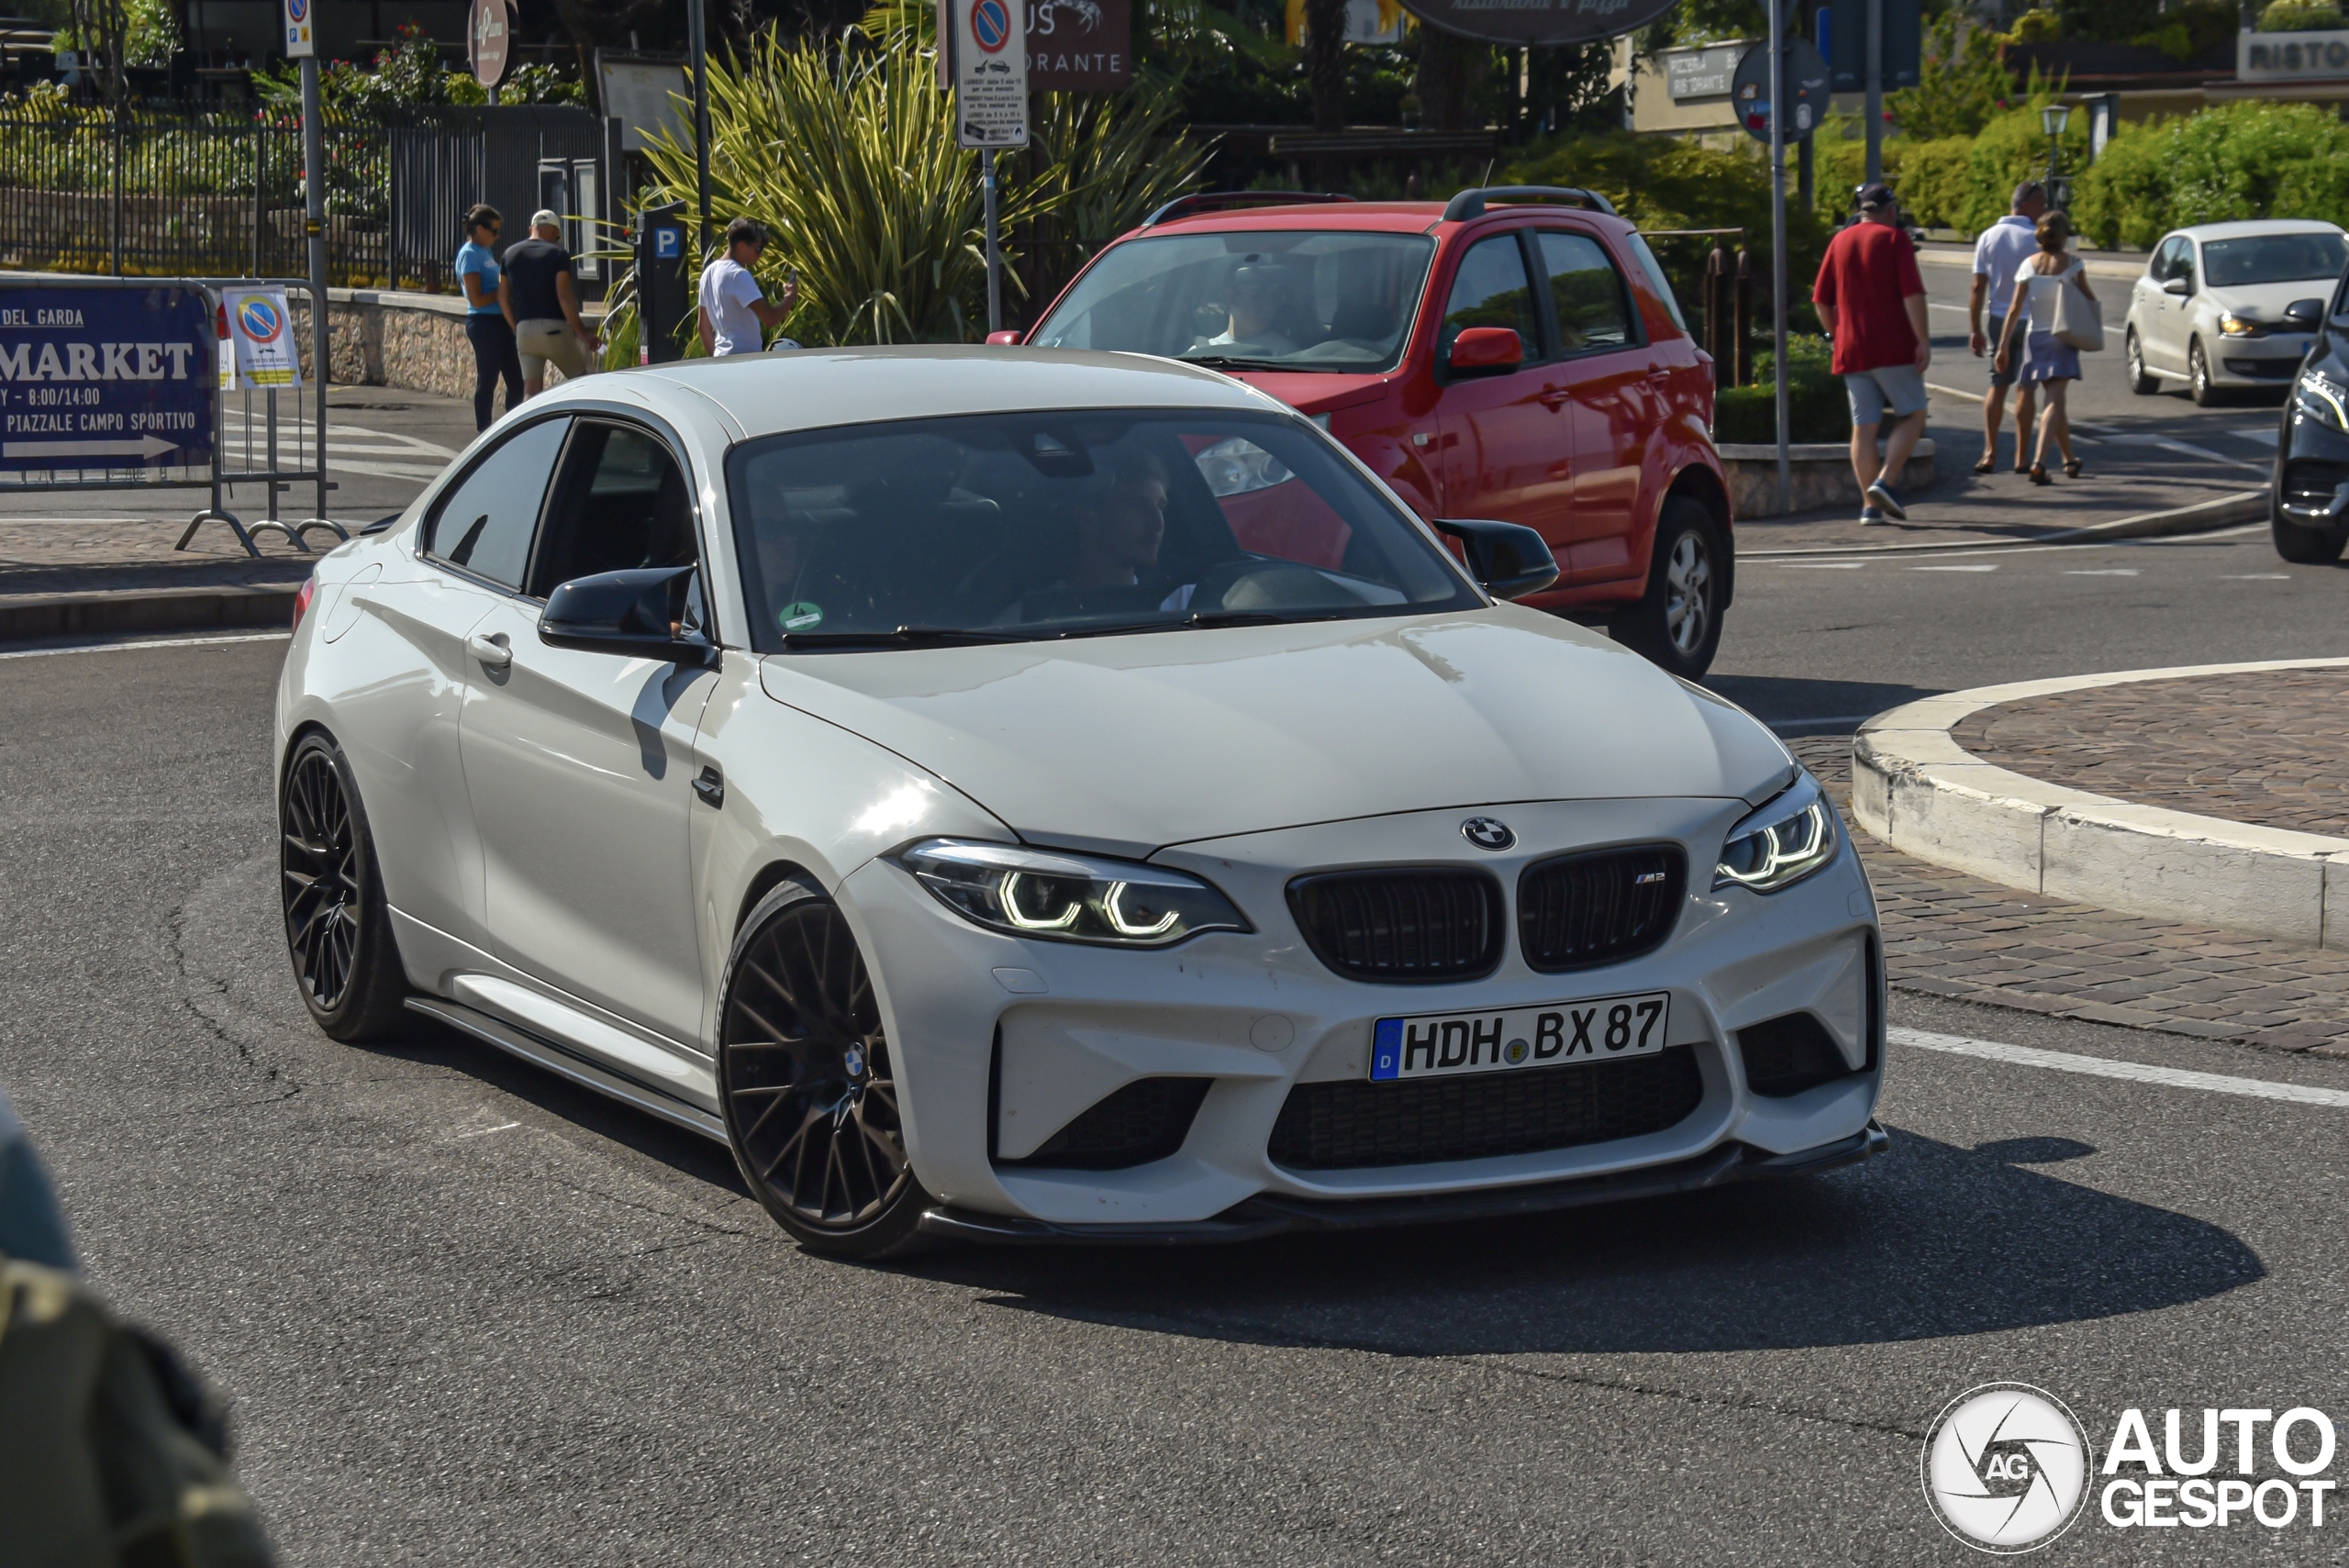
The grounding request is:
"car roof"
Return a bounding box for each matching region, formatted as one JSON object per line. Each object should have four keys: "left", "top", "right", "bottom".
{"left": 1138, "top": 199, "right": 1631, "bottom": 238}
{"left": 2173, "top": 219, "right": 2348, "bottom": 243}
{"left": 569, "top": 345, "right": 1280, "bottom": 440}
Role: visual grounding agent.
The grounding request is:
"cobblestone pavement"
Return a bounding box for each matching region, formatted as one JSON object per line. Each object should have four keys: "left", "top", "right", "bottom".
{"left": 1796, "top": 736, "right": 2349, "bottom": 1056}
{"left": 1954, "top": 666, "right": 2349, "bottom": 838}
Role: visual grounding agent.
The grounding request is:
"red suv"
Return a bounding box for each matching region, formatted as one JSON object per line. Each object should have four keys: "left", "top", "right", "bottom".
{"left": 1003, "top": 186, "right": 1734, "bottom": 675}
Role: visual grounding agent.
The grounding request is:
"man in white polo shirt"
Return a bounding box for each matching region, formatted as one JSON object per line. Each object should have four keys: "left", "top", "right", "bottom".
{"left": 697, "top": 217, "right": 799, "bottom": 356}
{"left": 1969, "top": 183, "right": 2047, "bottom": 473}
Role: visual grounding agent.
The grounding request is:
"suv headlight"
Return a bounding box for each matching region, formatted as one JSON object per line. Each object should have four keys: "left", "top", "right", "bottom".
{"left": 896, "top": 840, "right": 1252, "bottom": 948}
{"left": 1713, "top": 775, "right": 1839, "bottom": 895}
{"left": 2296, "top": 370, "right": 2349, "bottom": 431}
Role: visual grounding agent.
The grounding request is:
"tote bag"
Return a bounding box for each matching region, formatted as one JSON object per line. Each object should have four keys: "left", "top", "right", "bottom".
{"left": 2052, "top": 261, "right": 2105, "bottom": 351}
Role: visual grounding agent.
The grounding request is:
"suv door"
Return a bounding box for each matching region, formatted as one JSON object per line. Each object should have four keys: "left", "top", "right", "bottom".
{"left": 1533, "top": 228, "right": 1652, "bottom": 584}
{"left": 1432, "top": 230, "right": 1569, "bottom": 549}
{"left": 362, "top": 414, "right": 571, "bottom": 946}
{"left": 457, "top": 418, "right": 722, "bottom": 1051}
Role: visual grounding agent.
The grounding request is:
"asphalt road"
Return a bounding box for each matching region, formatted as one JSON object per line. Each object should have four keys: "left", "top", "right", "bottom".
{"left": 6, "top": 633, "right": 2348, "bottom": 1563}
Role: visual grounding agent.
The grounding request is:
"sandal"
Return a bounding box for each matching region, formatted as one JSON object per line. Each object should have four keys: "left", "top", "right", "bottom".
{"left": 2029, "top": 464, "right": 2051, "bottom": 486}
{"left": 1973, "top": 455, "right": 1997, "bottom": 475}
{"left": 2064, "top": 458, "right": 2083, "bottom": 479}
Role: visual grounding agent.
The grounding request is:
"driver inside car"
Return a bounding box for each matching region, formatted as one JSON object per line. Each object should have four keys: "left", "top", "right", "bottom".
{"left": 999, "top": 450, "right": 1201, "bottom": 621}
{"left": 1194, "top": 260, "right": 1298, "bottom": 357}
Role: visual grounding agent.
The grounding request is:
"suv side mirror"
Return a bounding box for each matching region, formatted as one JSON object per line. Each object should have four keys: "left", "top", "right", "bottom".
{"left": 540, "top": 564, "right": 715, "bottom": 665}
{"left": 2162, "top": 276, "right": 2192, "bottom": 297}
{"left": 2285, "top": 297, "right": 2325, "bottom": 330}
{"left": 1432, "top": 517, "right": 1559, "bottom": 600}
{"left": 1448, "top": 327, "right": 1524, "bottom": 375}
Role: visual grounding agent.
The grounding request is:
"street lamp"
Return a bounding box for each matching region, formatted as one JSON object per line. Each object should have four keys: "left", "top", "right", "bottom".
{"left": 2041, "top": 102, "right": 2072, "bottom": 209}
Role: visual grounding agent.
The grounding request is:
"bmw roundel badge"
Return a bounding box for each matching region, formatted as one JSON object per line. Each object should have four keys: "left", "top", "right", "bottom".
{"left": 1461, "top": 817, "right": 1515, "bottom": 851}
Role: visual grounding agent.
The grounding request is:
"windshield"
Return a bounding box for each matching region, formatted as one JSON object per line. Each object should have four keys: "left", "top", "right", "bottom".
{"left": 2203, "top": 232, "right": 2347, "bottom": 288}
{"left": 1026, "top": 231, "right": 1436, "bottom": 373}
{"left": 725, "top": 409, "right": 1481, "bottom": 651}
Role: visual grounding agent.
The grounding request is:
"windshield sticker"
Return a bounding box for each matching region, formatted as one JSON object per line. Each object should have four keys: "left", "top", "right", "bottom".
{"left": 779, "top": 601, "right": 825, "bottom": 631}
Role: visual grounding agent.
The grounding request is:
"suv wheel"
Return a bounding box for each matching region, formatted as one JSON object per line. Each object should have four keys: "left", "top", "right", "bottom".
{"left": 2125, "top": 329, "right": 2158, "bottom": 395}
{"left": 1616, "top": 496, "right": 1726, "bottom": 679}
{"left": 2272, "top": 501, "right": 2349, "bottom": 564}
{"left": 2189, "top": 339, "right": 2221, "bottom": 406}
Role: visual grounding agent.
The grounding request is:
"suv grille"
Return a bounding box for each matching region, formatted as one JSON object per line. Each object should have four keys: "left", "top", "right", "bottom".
{"left": 1518, "top": 845, "right": 1686, "bottom": 972}
{"left": 1002, "top": 1077, "right": 1210, "bottom": 1170}
{"left": 1266, "top": 1049, "right": 1703, "bottom": 1170}
{"left": 1288, "top": 869, "right": 1504, "bottom": 983}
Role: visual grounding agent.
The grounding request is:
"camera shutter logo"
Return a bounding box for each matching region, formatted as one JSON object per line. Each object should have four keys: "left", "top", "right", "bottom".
{"left": 1922, "top": 1384, "right": 2094, "bottom": 1553}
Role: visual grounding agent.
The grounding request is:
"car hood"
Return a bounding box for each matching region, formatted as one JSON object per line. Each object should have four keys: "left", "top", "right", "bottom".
{"left": 1221, "top": 368, "right": 1393, "bottom": 416}
{"left": 2205, "top": 280, "right": 2334, "bottom": 321}
{"left": 756, "top": 606, "right": 1795, "bottom": 856}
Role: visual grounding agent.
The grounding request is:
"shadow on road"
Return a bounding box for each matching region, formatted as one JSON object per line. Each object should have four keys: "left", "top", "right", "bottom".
{"left": 907, "top": 1128, "right": 2262, "bottom": 1354}
{"left": 1704, "top": 673, "right": 1943, "bottom": 728}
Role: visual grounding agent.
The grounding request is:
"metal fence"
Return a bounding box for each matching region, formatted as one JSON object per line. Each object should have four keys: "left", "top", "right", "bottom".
{"left": 0, "top": 104, "right": 607, "bottom": 295}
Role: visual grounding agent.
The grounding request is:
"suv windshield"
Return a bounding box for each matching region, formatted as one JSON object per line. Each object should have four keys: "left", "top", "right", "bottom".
{"left": 726, "top": 409, "right": 1480, "bottom": 651}
{"left": 1026, "top": 231, "right": 1436, "bottom": 373}
{"left": 2204, "top": 232, "right": 2347, "bottom": 288}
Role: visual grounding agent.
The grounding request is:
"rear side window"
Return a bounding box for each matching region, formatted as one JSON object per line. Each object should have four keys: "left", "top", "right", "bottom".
{"left": 1624, "top": 231, "right": 1688, "bottom": 335}
{"left": 1440, "top": 234, "right": 1540, "bottom": 362}
{"left": 1538, "top": 231, "right": 1635, "bottom": 354}
{"left": 425, "top": 417, "right": 569, "bottom": 590}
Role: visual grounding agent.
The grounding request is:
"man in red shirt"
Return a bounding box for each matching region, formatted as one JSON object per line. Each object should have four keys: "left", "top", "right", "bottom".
{"left": 1812, "top": 183, "right": 1932, "bottom": 523}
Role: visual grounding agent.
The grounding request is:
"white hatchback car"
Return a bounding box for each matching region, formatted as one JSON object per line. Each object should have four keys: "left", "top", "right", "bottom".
{"left": 276, "top": 347, "right": 1885, "bottom": 1257}
{"left": 2124, "top": 220, "right": 2347, "bottom": 405}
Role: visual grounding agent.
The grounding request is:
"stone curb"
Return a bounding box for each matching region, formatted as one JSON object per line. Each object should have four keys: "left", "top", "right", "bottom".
{"left": 0, "top": 584, "right": 298, "bottom": 643}
{"left": 1742, "top": 486, "right": 2270, "bottom": 559}
{"left": 1850, "top": 659, "right": 2349, "bottom": 948}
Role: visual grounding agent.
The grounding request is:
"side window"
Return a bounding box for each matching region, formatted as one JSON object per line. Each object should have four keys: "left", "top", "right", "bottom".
{"left": 2151, "top": 238, "right": 2184, "bottom": 282}
{"left": 1440, "top": 234, "right": 1540, "bottom": 364}
{"left": 1537, "top": 231, "right": 1635, "bottom": 355}
{"left": 527, "top": 422, "right": 696, "bottom": 596}
{"left": 424, "top": 417, "right": 569, "bottom": 590}
{"left": 2178, "top": 241, "right": 2199, "bottom": 291}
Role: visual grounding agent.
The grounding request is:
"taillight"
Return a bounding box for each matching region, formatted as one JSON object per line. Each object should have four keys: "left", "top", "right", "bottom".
{"left": 292, "top": 575, "right": 316, "bottom": 633}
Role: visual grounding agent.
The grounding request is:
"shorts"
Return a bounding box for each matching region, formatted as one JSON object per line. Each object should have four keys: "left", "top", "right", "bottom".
{"left": 1843, "top": 362, "right": 1929, "bottom": 428}
{"left": 516, "top": 317, "right": 589, "bottom": 381}
{"left": 1987, "top": 316, "right": 2018, "bottom": 388}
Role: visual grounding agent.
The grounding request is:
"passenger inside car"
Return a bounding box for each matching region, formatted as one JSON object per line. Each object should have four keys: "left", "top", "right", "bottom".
{"left": 1194, "top": 260, "right": 1299, "bottom": 356}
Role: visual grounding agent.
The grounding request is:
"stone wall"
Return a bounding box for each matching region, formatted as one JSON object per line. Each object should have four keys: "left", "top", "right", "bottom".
{"left": 288, "top": 289, "right": 600, "bottom": 400}
{"left": 1718, "top": 440, "right": 1940, "bottom": 519}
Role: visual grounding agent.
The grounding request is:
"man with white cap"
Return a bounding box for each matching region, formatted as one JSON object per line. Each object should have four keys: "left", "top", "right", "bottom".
{"left": 500, "top": 208, "right": 598, "bottom": 399}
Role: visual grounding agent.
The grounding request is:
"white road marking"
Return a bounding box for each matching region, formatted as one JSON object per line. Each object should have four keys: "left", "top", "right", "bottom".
{"left": 1912, "top": 563, "right": 1998, "bottom": 572}
{"left": 2223, "top": 573, "right": 2293, "bottom": 579}
{"left": 1766, "top": 560, "right": 1869, "bottom": 569}
{"left": 1891, "top": 1027, "right": 2349, "bottom": 1109}
{"left": 0, "top": 516, "right": 176, "bottom": 524}
{"left": 335, "top": 425, "right": 460, "bottom": 459}
{"left": 455, "top": 1120, "right": 521, "bottom": 1139}
{"left": 2098, "top": 431, "right": 2271, "bottom": 473}
{"left": 2231, "top": 427, "right": 2281, "bottom": 446}
{"left": 0, "top": 632, "right": 289, "bottom": 661}
{"left": 2065, "top": 568, "right": 2140, "bottom": 575}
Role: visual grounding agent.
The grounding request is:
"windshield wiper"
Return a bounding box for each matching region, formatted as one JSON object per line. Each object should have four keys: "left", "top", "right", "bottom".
{"left": 1176, "top": 354, "right": 1299, "bottom": 372}
{"left": 778, "top": 625, "right": 1035, "bottom": 650}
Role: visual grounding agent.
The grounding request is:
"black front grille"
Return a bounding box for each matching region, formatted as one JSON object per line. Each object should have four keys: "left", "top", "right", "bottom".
{"left": 2226, "top": 358, "right": 2301, "bottom": 380}
{"left": 1518, "top": 845, "right": 1686, "bottom": 972}
{"left": 1266, "top": 1049, "right": 1703, "bottom": 1170}
{"left": 1738, "top": 1012, "right": 1859, "bottom": 1097}
{"left": 2282, "top": 458, "right": 2349, "bottom": 505}
{"left": 1288, "top": 869, "right": 1504, "bottom": 984}
{"left": 1003, "top": 1077, "right": 1210, "bottom": 1170}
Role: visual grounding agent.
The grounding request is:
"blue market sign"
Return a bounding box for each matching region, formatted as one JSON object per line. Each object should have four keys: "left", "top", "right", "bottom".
{"left": 0, "top": 284, "right": 215, "bottom": 476}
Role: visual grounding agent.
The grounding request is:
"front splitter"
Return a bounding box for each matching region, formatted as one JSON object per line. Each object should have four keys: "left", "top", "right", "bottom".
{"left": 918, "top": 1121, "right": 1889, "bottom": 1247}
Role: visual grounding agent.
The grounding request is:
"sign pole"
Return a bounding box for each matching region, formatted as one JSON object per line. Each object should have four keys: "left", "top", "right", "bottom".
{"left": 1864, "top": 0, "right": 1883, "bottom": 185}
{"left": 949, "top": 0, "right": 1028, "bottom": 337}
{"left": 295, "top": 10, "right": 328, "bottom": 518}
{"left": 1767, "top": 0, "right": 1790, "bottom": 517}
{"left": 983, "top": 149, "right": 1002, "bottom": 334}
{"left": 687, "top": 0, "right": 713, "bottom": 257}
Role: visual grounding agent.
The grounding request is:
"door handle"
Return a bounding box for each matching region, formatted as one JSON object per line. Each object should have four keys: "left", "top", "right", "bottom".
{"left": 1538, "top": 389, "right": 1573, "bottom": 410}
{"left": 693, "top": 765, "right": 725, "bottom": 808}
{"left": 466, "top": 631, "right": 512, "bottom": 670}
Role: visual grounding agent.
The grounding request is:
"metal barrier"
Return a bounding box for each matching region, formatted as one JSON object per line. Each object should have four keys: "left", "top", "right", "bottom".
{"left": 0, "top": 272, "right": 346, "bottom": 558}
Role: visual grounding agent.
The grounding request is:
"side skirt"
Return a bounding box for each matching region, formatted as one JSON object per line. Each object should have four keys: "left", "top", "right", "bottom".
{"left": 405, "top": 996, "right": 729, "bottom": 1143}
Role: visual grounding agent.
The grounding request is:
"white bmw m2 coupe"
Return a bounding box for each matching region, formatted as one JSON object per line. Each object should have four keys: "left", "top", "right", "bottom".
{"left": 276, "top": 346, "right": 1885, "bottom": 1258}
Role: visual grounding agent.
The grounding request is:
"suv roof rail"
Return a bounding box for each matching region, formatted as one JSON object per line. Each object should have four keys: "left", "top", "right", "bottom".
{"left": 1141, "top": 191, "right": 1357, "bottom": 228}
{"left": 1442, "top": 185, "right": 1618, "bottom": 222}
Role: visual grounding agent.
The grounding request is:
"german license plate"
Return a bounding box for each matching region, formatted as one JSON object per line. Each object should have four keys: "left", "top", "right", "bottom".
{"left": 1368, "top": 991, "right": 1672, "bottom": 1082}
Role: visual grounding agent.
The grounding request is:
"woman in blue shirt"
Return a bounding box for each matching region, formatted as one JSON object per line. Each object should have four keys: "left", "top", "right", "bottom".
{"left": 457, "top": 204, "right": 522, "bottom": 431}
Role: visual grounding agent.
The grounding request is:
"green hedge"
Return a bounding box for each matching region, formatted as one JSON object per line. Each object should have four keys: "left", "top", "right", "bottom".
{"left": 2072, "top": 101, "right": 2349, "bottom": 250}
{"left": 1714, "top": 335, "right": 1849, "bottom": 444}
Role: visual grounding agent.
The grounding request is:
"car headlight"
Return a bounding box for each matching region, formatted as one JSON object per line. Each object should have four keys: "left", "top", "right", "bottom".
{"left": 896, "top": 840, "right": 1252, "bottom": 947}
{"left": 1713, "top": 775, "right": 1839, "bottom": 895}
{"left": 2218, "top": 311, "right": 2261, "bottom": 338}
{"left": 2296, "top": 370, "right": 2349, "bottom": 431}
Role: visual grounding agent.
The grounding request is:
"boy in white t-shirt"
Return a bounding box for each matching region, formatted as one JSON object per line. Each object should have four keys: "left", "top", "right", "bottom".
{"left": 696, "top": 217, "right": 799, "bottom": 356}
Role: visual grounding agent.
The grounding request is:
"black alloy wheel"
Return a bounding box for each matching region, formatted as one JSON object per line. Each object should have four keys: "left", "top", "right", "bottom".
{"left": 2125, "top": 329, "right": 2158, "bottom": 395}
{"left": 718, "top": 881, "right": 930, "bottom": 1258}
{"left": 1616, "top": 495, "right": 1726, "bottom": 679}
{"left": 280, "top": 732, "right": 406, "bottom": 1040}
{"left": 2189, "top": 338, "right": 2221, "bottom": 407}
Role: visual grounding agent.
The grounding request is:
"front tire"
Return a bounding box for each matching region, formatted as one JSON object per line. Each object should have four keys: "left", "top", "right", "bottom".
{"left": 1615, "top": 495, "right": 1726, "bottom": 679}
{"left": 2189, "top": 339, "right": 2221, "bottom": 406}
{"left": 2125, "top": 328, "right": 2158, "bottom": 395}
{"left": 718, "top": 880, "right": 931, "bottom": 1260}
{"left": 280, "top": 731, "right": 407, "bottom": 1041}
{"left": 2272, "top": 504, "right": 2349, "bottom": 563}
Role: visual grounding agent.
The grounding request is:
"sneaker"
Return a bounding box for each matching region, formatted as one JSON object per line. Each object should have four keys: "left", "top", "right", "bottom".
{"left": 1859, "top": 506, "right": 1887, "bottom": 525}
{"left": 1865, "top": 480, "right": 1908, "bottom": 520}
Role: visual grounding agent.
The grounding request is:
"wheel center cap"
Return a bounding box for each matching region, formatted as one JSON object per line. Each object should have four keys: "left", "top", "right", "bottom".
{"left": 842, "top": 1045, "right": 865, "bottom": 1081}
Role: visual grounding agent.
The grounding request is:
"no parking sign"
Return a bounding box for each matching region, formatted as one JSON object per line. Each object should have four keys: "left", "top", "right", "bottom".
{"left": 221, "top": 287, "right": 301, "bottom": 390}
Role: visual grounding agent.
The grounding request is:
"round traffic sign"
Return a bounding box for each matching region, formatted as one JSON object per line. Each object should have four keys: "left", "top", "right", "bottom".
{"left": 469, "top": 0, "right": 510, "bottom": 89}
{"left": 970, "top": 0, "right": 1012, "bottom": 52}
{"left": 1731, "top": 38, "right": 1831, "bottom": 143}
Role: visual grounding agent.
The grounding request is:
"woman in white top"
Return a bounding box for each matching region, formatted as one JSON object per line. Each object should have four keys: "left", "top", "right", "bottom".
{"left": 1993, "top": 209, "right": 2096, "bottom": 485}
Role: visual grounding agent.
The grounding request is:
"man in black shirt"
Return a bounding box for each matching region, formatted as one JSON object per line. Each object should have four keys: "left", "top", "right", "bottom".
{"left": 500, "top": 210, "right": 599, "bottom": 397}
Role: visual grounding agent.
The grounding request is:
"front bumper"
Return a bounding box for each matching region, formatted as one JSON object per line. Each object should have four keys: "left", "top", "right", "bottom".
{"left": 2215, "top": 335, "right": 2313, "bottom": 384}
{"left": 916, "top": 1120, "right": 1889, "bottom": 1245}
